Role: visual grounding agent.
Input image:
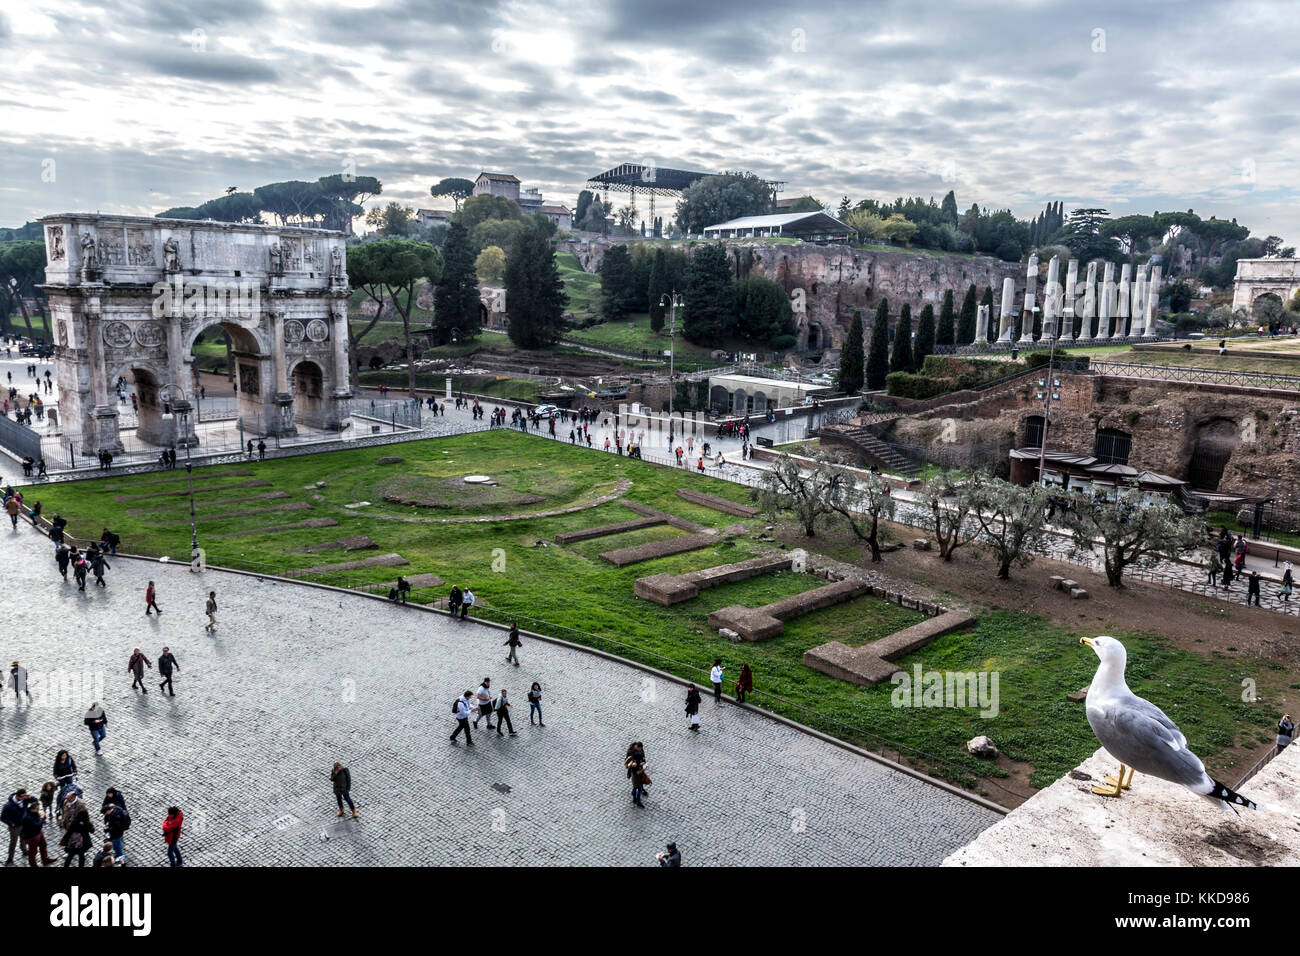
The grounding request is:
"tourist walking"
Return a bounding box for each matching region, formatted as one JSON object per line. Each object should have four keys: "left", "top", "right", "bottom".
{"left": 128, "top": 648, "right": 152, "bottom": 693}
{"left": 473, "top": 678, "right": 494, "bottom": 730}
{"left": 8, "top": 661, "right": 29, "bottom": 706}
{"left": 450, "top": 691, "right": 475, "bottom": 746}
{"left": 504, "top": 622, "right": 521, "bottom": 666}
{"left": 90, "top": 549, "right": 109, "bottom": 588}
{"left": 257, "top": 440, "right": 266, "bottom": 460}
{"left": 1207, "top": 550, "right": 1222, "bottom": 588}
{"left": 528, "top": 682, "right": 544, "bottom": 726}
{"left": 685, "top": 685, "right": 701, "bottom": 732}
{"left": 162, "top": 806, "right": 183, "bottom": 866}
{"left": 19, "top": 796, "right": 56, "bottom": 866}
{"left": 330, "top": 763, "right": 358, "bottom": 819}
{"left": 1221, "top": 559, "right": 1234, "bottom": 590}
{"left": 2, "top": 788, "right": 27, "bottom": 865}
{"left": 448, "top": 585, "right": 462, "bottom": 617}
{"left": 158, "top": 646, "right": 179, "bottom": 696}
{"left": 1248, "top": 570, "right": 1262, "bottom": 606}
{"left": 1278, "top": 714, "right": 1295, "bottom": 754}
{"left": 625, "top": 742, "right": 648, "bottom": 808}
{"left": 496, "top": 689, "right": 517, "bottom": 736}
{"left": 656, "top": 842, "right": 681, "bottom": 867}
{"left": 55, "top": 544, "right": 70, "bottom": 580}
{"left": 60, "top": 800, "right": 93, "bottom": 867}
{"left": 736, "top": 663, "right": 754, "bottom": 704}
{"left": 710, "top": 659, "right": 724, "bottom": 701}
{"left": 460, "top": 586, "right": 475, "bottom": 620}
{"left": 102, "top": 789, "right": 129, "bottom": 864}
{"left": 5, "top": 494, "right": 20, "bottom": 529}
{"left": 205, "top": 591, "right": 218, "bottom": 632}
{"left": 1282, "top": 563, "right": 1294, "bottom": 602}
{"left": 84, "top": 703, "right": 107, "bottom": 754}
{"left": 145, "top": 580, "right": 162, "bottom": 615}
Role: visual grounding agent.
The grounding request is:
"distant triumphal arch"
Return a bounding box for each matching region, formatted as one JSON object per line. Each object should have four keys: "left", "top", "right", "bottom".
{"left": 40, "top": 213, "right": 352, "bottom": 454}
{"left": 1231, "top": 257, "right": 1300, "bottom": 314}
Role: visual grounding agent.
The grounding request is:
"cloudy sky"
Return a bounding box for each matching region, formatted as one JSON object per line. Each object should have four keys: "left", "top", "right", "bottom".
{"left": 1, "top": 0, "right": 1296, "bottom": 242}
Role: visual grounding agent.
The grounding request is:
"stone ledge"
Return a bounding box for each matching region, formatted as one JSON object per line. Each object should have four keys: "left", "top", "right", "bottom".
{"left": 621, "top": 500, "right": 708, "bottom": 532}
{"left": 708, "top": 579, "right": 869, "bottom": 640}
{"left": 555, "top": 516, "right": 664, "bottom": 544}
{"left": 634, "top": 553, "right": 795, "bottom": 606}
{"left": 599, "top": 532, "right": 719, "bottom": 567}
{"left": 803, "top": 610, "right": 978, "bottom": 685}
{"left": 943, "top": 745, "right": 1300, "bottom": 866}
{"left": 675, "top": 488, "right": 759, "bottom": 518}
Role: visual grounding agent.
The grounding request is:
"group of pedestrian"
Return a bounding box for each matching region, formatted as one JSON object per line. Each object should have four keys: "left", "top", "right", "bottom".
{"left": 155, "top": 448, "right": 179, "bottom": 470}
{"left": 1205, "top": 526, "right": 1295, "bottom": 606}
{"left": 447, "top": 584, "right": 476, "bottom": 620}
{"left": 244, "top": 438, "right": 267, "bottom": 461}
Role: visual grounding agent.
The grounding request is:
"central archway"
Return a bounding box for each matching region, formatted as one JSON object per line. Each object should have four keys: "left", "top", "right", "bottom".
{"left": 188, "top": 321, "right": 272, "bottom": 436}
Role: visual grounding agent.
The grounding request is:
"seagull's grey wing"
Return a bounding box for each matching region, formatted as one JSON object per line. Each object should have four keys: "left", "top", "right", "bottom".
{"left": 1089, "top": 696, "right": 1209, "bottom": 790}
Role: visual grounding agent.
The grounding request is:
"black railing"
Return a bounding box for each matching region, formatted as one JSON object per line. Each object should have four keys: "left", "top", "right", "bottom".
{"left": 1092, "top": 361, "right": 1300, "bottom": 391}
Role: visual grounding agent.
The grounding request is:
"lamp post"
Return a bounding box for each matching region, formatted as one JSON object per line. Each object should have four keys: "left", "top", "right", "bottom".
{"left": 179, "top": 405, "right": 200, "bottom": 568}
{"left": 660, "top": 291, "right": 682, "bottom": 444}
{"left": 1035, "top": 309, "right": 1060, "bottom": 490}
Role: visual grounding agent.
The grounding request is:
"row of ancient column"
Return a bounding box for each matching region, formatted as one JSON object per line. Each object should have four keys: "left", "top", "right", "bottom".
{"left": 980, "top": 255, "right": 1162, "bottom": 345}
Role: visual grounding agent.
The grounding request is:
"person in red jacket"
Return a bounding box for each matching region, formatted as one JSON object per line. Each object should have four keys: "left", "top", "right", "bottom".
{"left": 162, "top": 806, "right": 182, "bottom": 867}
{"left": 145, "top": 581, "right": 161, "bottom": 616}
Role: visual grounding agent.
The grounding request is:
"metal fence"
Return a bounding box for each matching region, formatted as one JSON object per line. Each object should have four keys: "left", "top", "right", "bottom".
{"left": 0, "top": 412, "right": 42, "bottom": 461}
{"left": 1091, "top": 361, "right": 1300, "bottom": 392}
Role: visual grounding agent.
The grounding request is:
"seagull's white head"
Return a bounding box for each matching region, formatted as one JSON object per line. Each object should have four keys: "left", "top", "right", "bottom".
{"left": 1080, "top": 635, "right": 1127, "bottom": 668}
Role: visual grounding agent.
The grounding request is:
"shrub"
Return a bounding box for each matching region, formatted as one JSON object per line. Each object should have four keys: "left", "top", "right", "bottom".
{"left": 885, "top": 371, "right": 952, "bottom": 399}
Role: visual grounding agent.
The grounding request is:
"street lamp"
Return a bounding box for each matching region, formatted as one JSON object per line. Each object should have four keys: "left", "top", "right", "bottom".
{"left": 660, "top": 291, "right": 682, "bottom": 446}
{"left": 1035, "top": 307, "right": 1061, "bottom": 489}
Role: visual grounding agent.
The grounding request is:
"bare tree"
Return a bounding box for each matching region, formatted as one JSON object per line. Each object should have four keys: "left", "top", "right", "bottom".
{"left": 753, "top": 454, "right": 841, "bottom": 537}
{"left": 916, "top": 471, "right": 980, "bottom": 561}
{"left": 1061, "top": 481, "right": 1200, "bottom": 587}
{"left": 968, "top": 475, "right": 1050, "bottom": 579}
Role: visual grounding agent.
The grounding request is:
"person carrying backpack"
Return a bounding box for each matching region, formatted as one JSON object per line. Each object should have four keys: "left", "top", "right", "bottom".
{"left": 450, "top": 691, "right": 474, "bottom": 746}
{"left": 101, "top": 788, "right": 130, "bottom": 864}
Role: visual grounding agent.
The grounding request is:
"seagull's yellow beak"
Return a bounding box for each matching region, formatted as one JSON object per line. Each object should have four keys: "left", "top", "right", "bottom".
{"left": 1079, "top": 637, "right": 1095, "bottom": 647}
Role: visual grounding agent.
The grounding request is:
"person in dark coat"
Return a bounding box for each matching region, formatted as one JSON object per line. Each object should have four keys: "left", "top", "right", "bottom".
{"left": 55, "top": 544, "right": 70, "bottom": 580}
{"left": 1248, "top": 570, "right": 1262, "bottom": 606}
{"left": 736, "top": 664, "right": 754, "bottom": 704}
{"left": 60, "top": 803, "right": 93, "bottom": 867}
{"left": 504, "top": 622, "right": 522, "bottom": 666}
{"left": 157, "top": 647, "right": 179, "bottom": 696}
{"left": 684, "top": 685, "right": 701, "bottom": 732}
{"left": 656, "top": 842, "right": 681, "bottom": 867}
{"left": 331, "top": 762, "right": 357, "bottom": 819}
{"left": 448, "top": 585, "right": 462, "bottom": 618}
{"left": 102, "top": 789, "right": 129, "bottom": 863}
{"left": 625, "top": 742, "right": 648, "bottom": 808}
{"left": 19, "top": 797, "right": 55, "bottom": 866}
{"left": 127, "top": 648, "right": 152, "bottom": 693}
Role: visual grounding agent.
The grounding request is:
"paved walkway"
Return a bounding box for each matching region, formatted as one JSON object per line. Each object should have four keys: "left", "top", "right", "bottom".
{"left": 0, "top": 521, "right": 998, "bottom": 866}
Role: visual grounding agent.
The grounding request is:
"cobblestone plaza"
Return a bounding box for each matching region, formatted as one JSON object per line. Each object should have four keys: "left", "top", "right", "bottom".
{"left": 0, "top": 521, "right": 999, "bottom": 866}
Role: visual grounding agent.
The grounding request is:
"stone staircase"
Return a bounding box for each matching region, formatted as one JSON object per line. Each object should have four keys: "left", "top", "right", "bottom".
{"left": 822, "top": 418, "right": 919, "bottom": 476}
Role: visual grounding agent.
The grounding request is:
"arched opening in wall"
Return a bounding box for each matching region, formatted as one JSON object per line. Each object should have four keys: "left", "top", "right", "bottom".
{"left": 192, "top": 321, "right": 264, "bottom": 433}
{"left": 124, "top": 367, "right": 166, "bottom": 446}
{"left": 1252, "top": 292, "right": 1285, "bottom": 325}
{"left": 806, "top": 323, "right": 822, "bottom": 350}
{"left": 1093, "top": 427, "right": 1132, "bottom": 465}
{"left": 1187, "top": 419, "right": 1240, "bottom": 492}
{"left": 479, "top": 301, "right": 491, "bottom": 328}
{"left": 753, "top": 391, "right": 769, "bottom": 413}
{"left": 709, "top": 385, "right": 729, "bottom": 413}
{"left": 1023, "top": 415, "right": 1045, "bottom": 448}
{"left": 731, "top": 389, "right": 748, "bottom": 414}
{"left": 292, "top": 360, "right": 326, "bottom": 427}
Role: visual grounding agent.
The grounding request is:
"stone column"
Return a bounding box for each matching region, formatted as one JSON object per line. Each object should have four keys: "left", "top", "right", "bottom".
{"left": 1041, "top": 256, "right": 1061, "bottom": 342}
{"left": 1130, "top": 267, "right": 1148, "bottom": 338}
{"left": 163, "top": 312, "right": 195, "bottom": 446}
{"left": 1144, "top": 264, "right": 1162, "bottom": 338}
{"left": 997, "top": 277, "right": 1015, "bottom": 343}
{"left": 84, "top": 301, "right": 124, "bottom": 455}
{"left": 1018, "top": 255, "right": 1039, "bottom": 345}
{"left": 1078, "top": 261, "right": 1098, "bottom": 342}
{"left": 1099, "top": 262, "right": 1115, "bottom": 339}
{"left": 1115, "top": 264, "right": 1132, "bottom": 338}
{"left": 331, "top": 297, "right": 351, "bottom": 397}
{"left": 1061, "top": 258, "right": 1079, "bottom": 340}
{"left": 270, "top": 305, "right": 297, "bottom": 436}
{"left": 975, "top": 304, "right": 989, "bottom": 344}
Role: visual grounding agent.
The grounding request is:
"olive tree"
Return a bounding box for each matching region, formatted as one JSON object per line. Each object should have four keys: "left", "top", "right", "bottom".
{"left": 753, "top": 454, "right": 841, "bottom": 537}
{"left": 828, "top": 470, "right": 895, "bottom": 562}
{"left": 1061, "top": 482, "right": 1200, "bottom": 587}
{"left": 968, "top": 475, "right": 1050, "bottom": 579}
{"left": 916, "top": 471, "right": 980, "bottom": 560}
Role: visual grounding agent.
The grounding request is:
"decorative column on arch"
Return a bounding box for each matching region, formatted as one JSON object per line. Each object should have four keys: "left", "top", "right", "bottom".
{"left": 269, "top": 303, "right": 297, "bottom": 437}
{"left": 330, "top": 296, "right": 351, "bottom": 398}
{"left": 84, "top": 299, "right": 124, "bottom": 455}
{"left": 1017, "top": 255, "right": 1039, "bottom": 345}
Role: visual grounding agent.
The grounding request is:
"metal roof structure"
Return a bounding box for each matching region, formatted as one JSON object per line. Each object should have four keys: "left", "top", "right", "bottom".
{"left": 584, "top": 164, "right": 787, "bottom": 231}
{"left": 702, "top": 211, "right": 854, "bottom": 241}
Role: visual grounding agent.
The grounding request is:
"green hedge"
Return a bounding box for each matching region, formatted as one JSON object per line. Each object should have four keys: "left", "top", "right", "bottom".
{"left": 885, "top": 371, "right": 952, "bottom": 399}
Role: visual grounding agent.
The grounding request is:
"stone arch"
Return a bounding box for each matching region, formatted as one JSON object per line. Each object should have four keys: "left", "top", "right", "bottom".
{"left": 1094, "top": 426, "right": 1132, "bottom": 465}
{"left": 752, "top": 390, "right": 769, "bottom": 412}
{"left": 1251, "top": 291, "right": 1286, "bottom": 323}
{"left": 805, "top": 322, "right": 824, "bottom": 351}
{"left": 290, "top": 358, "right": 327, "bottom": 428}
{"left": 190, "top": 319, "right": 270, "bottom": 436}
{"left": 731, "top": 388, "right": 748, "bottom": 414}
{"left": 1022, "top": 414, "right": 1045, "bottom": 448}
{"left": 117, "top": 365, "right": 170, "bottom": 446}
{"left": 709, "top": 385, "right": 729, "bottom": 412}
{"left": 1185, "top": 418, "right": 1240, "bottom": 492}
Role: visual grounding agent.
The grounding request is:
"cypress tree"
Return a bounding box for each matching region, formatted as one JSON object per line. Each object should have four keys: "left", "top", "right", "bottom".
{"left": 647, "top": 248, "right": 667, "bottom": 334}
{"left": 598, "top": 244, "right": 635, "bottom": 321}
{"left": 682, "top": 244, "right": 735, "bottom": 345}
{"left": 505, "top": 224, "right": 569, "bottom": 349}
{"left": 837, "top": 309, "right": 865, "bottom": 394}
{"left": 958, "top": 283, "right": 977, "bottom": 344}
{"left": 937, "top": 289, "right": 955, "bottom": 346}
{"left": 865, "top": 298, "right": 890, "bottom": 391}
{"left": 433, "top": 221, "right": 480, "bottom": 344}
{"left": 914, "top": 303, "right": 935, "bottom": 371}
{"left": 980, "top": 285, "right": 994, "bottom": 342}
{"left": 890, "top": 302, "right": 913, "bottom": 373}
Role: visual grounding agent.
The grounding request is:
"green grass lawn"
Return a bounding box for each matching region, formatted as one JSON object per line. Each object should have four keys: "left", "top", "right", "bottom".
{"left": 556, "top": 252, "right": 601, "bottom": 315}
{"left": 21, "top": 430, "right": 1281, "bottom": 799}
{"left": 566, "top": 312, "right": 723, "bottom": 362}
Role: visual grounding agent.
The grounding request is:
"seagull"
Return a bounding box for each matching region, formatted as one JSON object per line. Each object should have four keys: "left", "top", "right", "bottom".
{"left": 1080, "top": 636, "right": 1257, "bottom": 813}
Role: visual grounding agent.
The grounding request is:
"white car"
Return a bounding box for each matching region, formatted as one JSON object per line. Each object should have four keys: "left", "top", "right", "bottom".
{"left": 533, "top": 404, "right": 561, "bottom": 419}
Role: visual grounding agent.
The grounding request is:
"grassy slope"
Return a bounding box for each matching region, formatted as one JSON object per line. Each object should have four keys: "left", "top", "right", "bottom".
{"left": 20, "top": 430, "right": 1278, "bottom": 793}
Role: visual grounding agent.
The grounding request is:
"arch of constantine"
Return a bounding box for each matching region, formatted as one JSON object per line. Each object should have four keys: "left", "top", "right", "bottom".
{"left": 1231, "top": 257, "right": 1300, "bottom": 313}
{"left": 40, "top": 214, "right": 352, "bottom": 455}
